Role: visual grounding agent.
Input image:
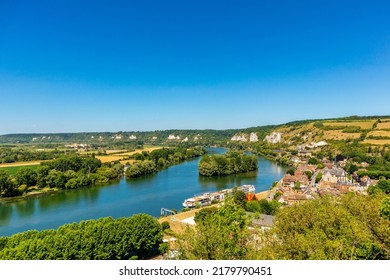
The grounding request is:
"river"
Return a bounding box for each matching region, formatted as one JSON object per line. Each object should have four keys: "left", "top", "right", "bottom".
{"left": 0, "top": 148, "right": 286, "bottom": 236}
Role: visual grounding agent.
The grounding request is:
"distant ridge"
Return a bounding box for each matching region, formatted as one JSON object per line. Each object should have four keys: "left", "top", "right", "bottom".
{"left": 1, "top": 115, "right": 390, "bottom": 145}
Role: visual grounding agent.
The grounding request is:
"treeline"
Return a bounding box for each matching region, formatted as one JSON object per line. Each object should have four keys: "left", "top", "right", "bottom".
{"left": 0, "top": 155, "right": 123, "bottom": 198}
{"left": 198, "top": 151, "right": 258, "bottom": 176}
{"left": 0, "top": 147, "right": 73, "bottom": 164}
{"left": 0, "top": 214, "right": 163, "bottom": 260}
{"left": 126, "top": 147, "right": 206, "bottom": 178}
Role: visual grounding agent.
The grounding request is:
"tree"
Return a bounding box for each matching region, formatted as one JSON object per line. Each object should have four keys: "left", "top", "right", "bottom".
{"left": 232, "top": 189, "right": 247, "bottom": 209}
{"left": 15, "top": 168, "right": 37, "bottom": 187}
{"left": 294, "top": 181, "right": 301, "bottom": 191}
{"left": 255, "top": 195, "right": 390, "bottom": 260}
{"left": 0, "top": 170, "right": 17, "bottom": 197}
{"left": 304, "top": 171, "right": 312, "bottom": 179}
{"left": 198, "top": 152, "right": 258, "bottom": 177}
{"left": 179, "top": 198, "right": 249, "bottom": 260}
{"left": 380, "top": 197, "right": 390, "bottom": 220}
{"left": 0, "top": 214, "right": 163, "bottom": 260}
{"left": 315, "top": 172, "right": 323, "bottom": 183}
{"left": 286, "top": 168, "right": 295, "bottom": 176}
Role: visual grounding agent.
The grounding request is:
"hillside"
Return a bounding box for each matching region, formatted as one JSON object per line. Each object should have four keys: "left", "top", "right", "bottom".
{"left": 1, "top": 115, "right": 390, "bottom": 147}
{"left": 258, "top": 116, "right": 390, "bottom": 147}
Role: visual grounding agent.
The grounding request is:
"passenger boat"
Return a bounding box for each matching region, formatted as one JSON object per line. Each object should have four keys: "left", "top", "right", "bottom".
{"left": 182, "top": 185, "right": 255, "bottom": 208}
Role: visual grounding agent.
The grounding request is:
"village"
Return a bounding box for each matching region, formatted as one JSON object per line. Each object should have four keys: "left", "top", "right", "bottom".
{"left": 271, "top": 145, "right": 375, "bottom": 205}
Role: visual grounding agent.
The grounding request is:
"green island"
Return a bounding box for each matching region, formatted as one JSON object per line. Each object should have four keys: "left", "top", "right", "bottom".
{"left": 1, "top": 115, "right": 390, "bottom": 260}
{"left": 198, "top": 151, "right": 258, "bottom": 176}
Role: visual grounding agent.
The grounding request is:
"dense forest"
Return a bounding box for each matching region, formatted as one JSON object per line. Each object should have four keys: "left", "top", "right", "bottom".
{"left": 198, "top": 151, "right": 258, "bottom": 176}
{"left": 126, "top": 147, "right": 206, "bottom": 178}
{"left": 0, "top": 214, "right": 162, "bottom": 260}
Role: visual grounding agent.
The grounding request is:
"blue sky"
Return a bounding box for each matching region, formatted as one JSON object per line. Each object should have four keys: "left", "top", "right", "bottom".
{"left": 0, "top": 0, "right": 389, "bottom": 134}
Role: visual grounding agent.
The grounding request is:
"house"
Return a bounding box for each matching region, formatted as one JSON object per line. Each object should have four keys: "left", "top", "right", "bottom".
{"left": 251, "top": 214, "right": 274, "bottom": 230}
{"left": 277, "top": 192, "right": 311, "bottom": 205}
{"left": 335, "top": 184, "right": 356, "bottom": 194}
{"left": 298, "top": 150, "right": 312, "bottom": 157}
{"left": 129, "top": 135, "right": 137, "bottom": 140}
{"left": 281, "top": 174, "right": 309, "bottom": 189}
{"left": 290, "top": 156, "right": 300, "bottom": 164}
{"left": 281, "top": 174, "right": 297, "bottom": 188}
{"left": 322, "top": 167, "right": 349, "bottom": 185}
{"left": 322, "top": 160, "right": 334, "bottom": 169}
{"left": 296, "top": 164, "right": 317, "bottom": 174}
{"left": 359, "top": 176, "right": 372, "bottom": 187}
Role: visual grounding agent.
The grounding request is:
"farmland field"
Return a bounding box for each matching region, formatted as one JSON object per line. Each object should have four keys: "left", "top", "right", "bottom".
{"left": 363, "top": 139, "right": 390, "bottom": 145}
{"left": 323, "top": 130, "right": 361, "bottom": 140}
{"left": 0, "top": 160, "right": 43, "bottom": 167}
{"left": 96, "top": 146, "right": 163, "bottom": 163}
{"left": 323, "top": 120, "right": 375, "bottom": 129}
{"left": 95, "top": 155, "right": 125, "bottom": 163}
{"left": 376, "top": 122, "right": 390, "bottom": 130}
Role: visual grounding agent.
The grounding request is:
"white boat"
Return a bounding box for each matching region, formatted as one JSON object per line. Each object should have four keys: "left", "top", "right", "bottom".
{"left": 182, "top": 185, "right": 255, "bottom": 208}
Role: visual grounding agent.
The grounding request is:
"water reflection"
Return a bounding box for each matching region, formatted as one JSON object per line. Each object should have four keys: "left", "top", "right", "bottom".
{"left": 0, "top": 204, "right": 12, "bottom": 226}
{"left": 15, "top": 199, "right": 36, "bottom": 218}
{"left": 198, "top": 171, "right": 258, "bottom": 189}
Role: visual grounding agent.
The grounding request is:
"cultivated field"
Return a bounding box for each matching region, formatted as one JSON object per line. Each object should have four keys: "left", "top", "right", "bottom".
{"left": 96, "top": 146, "right": 163, "bottom": 163}
{"left": 95, "top": 155, "right": 126, "bottom": 163}
{"left": 115, "top": 146, "right": 162, "bottom": 156}
{"left": 323, "top": 120, "right": 375, "bottom": 129}
{"left": 323, "top": 130, "right": 361, "bottom": 140}
{"left": 0, "top": 160, "right": 43, "bottom": 167}
{"left": 376, "top": 122, "right": 390, "bottom": 130}
{"left": 367, "top": 130, "right": 390, "bottom": 138}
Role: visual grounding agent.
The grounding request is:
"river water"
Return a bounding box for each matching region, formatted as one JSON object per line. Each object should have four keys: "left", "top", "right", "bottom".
{"left": 0, "top": 148, "right": 286, "bottom": 236}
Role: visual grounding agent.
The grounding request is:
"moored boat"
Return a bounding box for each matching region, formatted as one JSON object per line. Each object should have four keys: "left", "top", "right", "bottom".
{"left": 182, "top": 185, "right": 255, "bottom": 208}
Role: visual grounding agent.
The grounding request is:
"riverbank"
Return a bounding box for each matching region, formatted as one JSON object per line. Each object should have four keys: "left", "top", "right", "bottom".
{"left": 158, "top": 190, "right": 272, "bottom": 235}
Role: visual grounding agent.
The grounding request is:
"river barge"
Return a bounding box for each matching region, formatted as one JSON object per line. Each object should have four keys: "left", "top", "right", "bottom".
{"left": 182, "top": 185, "right": 255, "bottom": 208}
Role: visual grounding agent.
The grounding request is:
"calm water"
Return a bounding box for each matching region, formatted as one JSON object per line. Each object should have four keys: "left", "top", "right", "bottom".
{"left": 0, "top": 148, "right": 286, "bottom": 236}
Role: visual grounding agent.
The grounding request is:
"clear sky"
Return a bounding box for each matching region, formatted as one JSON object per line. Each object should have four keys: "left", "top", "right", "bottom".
{"left": 0, "top": 0, "right": 389, "bottom": 134}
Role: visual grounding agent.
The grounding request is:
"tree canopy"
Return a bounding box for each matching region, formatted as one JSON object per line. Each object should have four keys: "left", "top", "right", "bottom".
{"left": 0, "top": 214, "right": 162, "bottom": 260}
{"left": 198, "top": 151, "right": 258, "bottom": 176}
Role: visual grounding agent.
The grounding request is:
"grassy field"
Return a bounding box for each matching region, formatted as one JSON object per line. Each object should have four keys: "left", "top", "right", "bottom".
{"left": 0, "top": 164, "right": 40, "bottom": 175}
{"left": 363, "top": 139, "right": 390, "bottom": 145}
{"left": 323, "top": 130, "right": 361, "bottom": 140}
{"left": 376, "top": 122, "right": 390, "bottom": 130}
{"left": 367, "top": 130, "right": 390, "bottom": 138}
{"left": 95, "top": 155, "right": 126, "bottom": 163}
{"left": 96, "top": 146, "right": 163, "bottom": 163}
{"left": 323, "top": 120, "right": 375, "bottom": 129}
